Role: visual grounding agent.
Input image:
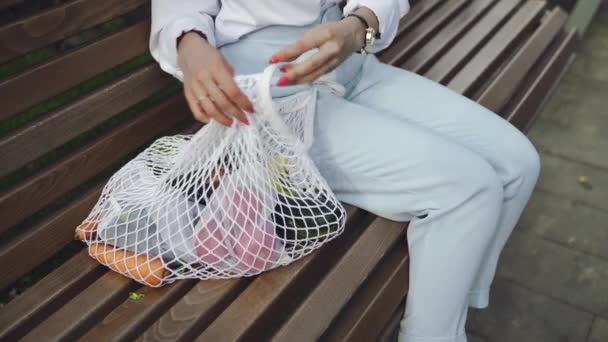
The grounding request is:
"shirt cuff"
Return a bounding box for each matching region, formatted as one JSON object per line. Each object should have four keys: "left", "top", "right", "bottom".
{"left": 343, "top": 0, "right": 409, "bottom": 53}
{"left": 150, "top": 16, "right": 216, "bottom": 81}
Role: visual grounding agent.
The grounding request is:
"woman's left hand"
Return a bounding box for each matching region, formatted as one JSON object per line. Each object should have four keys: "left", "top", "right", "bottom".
{"left": 269, "top": 16, "right": 367, "bottom": 86}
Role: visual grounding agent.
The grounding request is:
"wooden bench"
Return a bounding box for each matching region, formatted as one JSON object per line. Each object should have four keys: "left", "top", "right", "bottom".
{"left": 0, "top": 0, "right": 577, "bottom": 340}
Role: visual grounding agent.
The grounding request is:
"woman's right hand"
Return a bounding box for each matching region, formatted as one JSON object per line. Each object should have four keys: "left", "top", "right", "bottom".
{"left": 177, "top": 32, "right": 253, "bottom": 126}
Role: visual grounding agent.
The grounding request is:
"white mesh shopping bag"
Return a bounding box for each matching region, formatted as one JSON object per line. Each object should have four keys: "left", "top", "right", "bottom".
{"left": 75, "top": 65, "right": 347, "bottom": 287}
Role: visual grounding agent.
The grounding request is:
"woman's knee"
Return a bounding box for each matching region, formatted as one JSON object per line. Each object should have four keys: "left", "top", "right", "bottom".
{"left": 503, "top": 132, "right": 541, "bottom": 197}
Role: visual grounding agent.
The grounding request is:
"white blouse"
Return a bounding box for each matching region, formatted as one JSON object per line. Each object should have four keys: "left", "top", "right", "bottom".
{"left": 150, "top": 0, "right": 410, "bottom": 80}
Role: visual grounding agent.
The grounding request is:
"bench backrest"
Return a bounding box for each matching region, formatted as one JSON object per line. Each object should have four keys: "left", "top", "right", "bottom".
{"left": 0, "top": 0, "right": 192, "bottom": 291}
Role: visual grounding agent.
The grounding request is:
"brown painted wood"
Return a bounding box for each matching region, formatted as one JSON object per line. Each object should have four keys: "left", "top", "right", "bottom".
{"left": 0, "top": 0, "right": 146, "bottom": 63}
{"left": 381, "top": 0, "right": 469, "bottom": 66}
{"left": 19, "top": 271, "right": 137, "bottom": 342}
{"left": 447, "top": 1, "right": 547, "bottom": 96}
{"left": 0, "top": 19, "right": 150, "bottom": 121}
{"left": 424, "top": 0, "right": 524, "bottom": 84}
{"left": 322, "top": 244, "right": 409, "bottom": 342}
{"left": 270, "top": 218, "right": 407, "bottom": 342}
{"left": 194, "top": 206, "right": 368, "bottom": 342}
{"left": 478, "top": 7, "right": 567, "bottom": 112}
{"left": 0, "top": 64, "right": 172, "bottom": 178}
{"left": 375, "top": 299, "right": 407, "bottom": 342}
{"left": 0, "top": 184, "right": 101, "bottom": 291}
{"left": 402, "top": 0, "right": 495, "bottom": 74}
{"left": 0, "top": 95, "right": 189, "bottom": 233}
{"left": 0, "top": 250, "right": 104, "bottom": 341}
{"left": 80, "top": 280, "right": 197, "bottom": 341}
{"left": 507, "top": 28, "right": 578, "bottom": 131}
{"left": 136, "top": 279, "right": 250, "bottom": 342}
{"left": 394, "top": 0, "right": 444, "bottom": 37}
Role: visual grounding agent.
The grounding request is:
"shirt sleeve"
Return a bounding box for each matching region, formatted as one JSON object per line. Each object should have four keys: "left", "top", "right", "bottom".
{"left": 150, "top": 0, "right": 220, "bottom": 80}
{"left": 343, "top": 0, "right": 410, "bottom": 53}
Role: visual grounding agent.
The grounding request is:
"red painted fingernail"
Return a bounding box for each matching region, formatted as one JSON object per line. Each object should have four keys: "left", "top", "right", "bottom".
{"left": 280, "top": 66, "right": 287, "bottom": 73}
{"left": 269, "top": 56, "right": 279, "bottom": 64}
{"left": 276, "top": 76, "right": 289, "bottom": 87}
{"left": 247, "top": 105, "right": 254, "bottom": 113}
{"left": 243, "top": 118, "right": 250, "bottom": 126}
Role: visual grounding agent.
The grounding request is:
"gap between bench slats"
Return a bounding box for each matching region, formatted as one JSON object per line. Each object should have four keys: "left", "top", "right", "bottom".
{"left": 19, "top": 271, "right": 139, "bottom": 342}
{"left": 0, "top": 184, "right": 101, "bottom": 291}
{"left": 79, "top": 279, "right": 198, "bottom": 341}
{"left": 376, "top": 298, "right": 407, "bottom": 342}
{"left": 0, "top": 250, "right": 103, "bottom": 341}
{"left": 402, "top": 0, "right": 495, "bottom": 75}
{"left": 0, "top": 64, "right": 172, "bottom": 178}
{"left": 447, "top": 0, "right": 547, "bottom": 96}
{"left": 0, "top": 0, "right": 146, "bottom": 63}
{"left": 477, "top": 7, "right": 568, "bottom": 112}
{"left": 268, "top": 218, "right": 406, "bottom": 342}
{"left": 424, "top": 0, "right": 525, "bottom": 84}
{"left": 506, "top": 28, "right": 578, "bottom": 131}
{"left": 0, "top": 19, "right": 151, "bottom": 121}
{"left": 0, "top": 94, "right": 189, "bottom": 233}
{"left": 0, "top": 0, "right": 23, "bottom": 11}
{"left": 322, "top": 240, "right": 409, "bottom": 341}
{"left": 382, "top": 0, "right": 469, "bottom": 66}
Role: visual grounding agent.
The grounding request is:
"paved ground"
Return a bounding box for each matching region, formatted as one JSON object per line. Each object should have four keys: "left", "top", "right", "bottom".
{"left": 466, "top": 5, "right": 608, "bottom": 342}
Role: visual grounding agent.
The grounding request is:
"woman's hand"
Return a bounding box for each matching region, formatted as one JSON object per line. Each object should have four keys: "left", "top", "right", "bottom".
{"left": 269, "top": 10, "right": 374, "bottom": 86}
{"left": 177, "top": 32, "right": 253, "bottom": 126}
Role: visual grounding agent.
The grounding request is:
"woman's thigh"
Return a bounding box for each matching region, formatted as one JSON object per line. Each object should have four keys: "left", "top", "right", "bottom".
{"left": 309, "top": 91, "right": 500, "bottom": 222}
{"left": 347, "top": 56, "right": 539, "bottom": 193}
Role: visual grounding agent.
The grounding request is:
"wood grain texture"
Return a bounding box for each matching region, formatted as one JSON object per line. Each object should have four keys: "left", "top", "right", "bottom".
{"left": 0, "top": 64, "right": 172, "bottom": 178}
{"left": 402, "top": 0, "right": 495, "bottom": 74}
{"left": 0, "top": 250, "right": 103, "bottom": 341}
{"left": 0, "top": 183, "right": 102, "bottom": 291}
{"left": 447, "top": 0, "right": 547, "bottom": 96}
{"left": 375, "top": 299, "right": 407, "bottom": 342}
{"left": 381, "top": 0, "right": 469, "bottom": 66}
{"left": 478, "top": 7, "right": 568, "bottom": 112}
{"left": 19, "top": 271, "right": 137, "bottom": 342}
{"left": 0, "top": 19, "right": 150, "bottom": 121}
{"left": 0, "top": 0, "right": 146, "bottom": 63}
{"left": 270, "top": 218, "right": 407, "bottom": 342}
{"left": 0, "top": 95, "right": 189, "bottom": 233}
{"left": 322, "top": 243, "right": 409, "bottom": 342}
{"left": 424, "top": 0, "right": 524, "bottom": 84}
{"left": 506, "top": 28, "right": 578, "bottom": 131}
{"left": 80, "top": 280, "right": 197, "bottom": 341}
{"left": 136, "top": 279, "right": 250, "bottom": 342}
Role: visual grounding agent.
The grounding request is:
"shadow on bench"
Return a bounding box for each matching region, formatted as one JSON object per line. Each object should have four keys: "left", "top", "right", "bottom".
{"left": 0, "top": 0, "right": 577, "bottom": 340}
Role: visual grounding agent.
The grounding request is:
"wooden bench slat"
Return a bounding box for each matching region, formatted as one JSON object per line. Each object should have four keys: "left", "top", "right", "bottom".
{"left": 393, "top": 0, "right": 444, "bottom": 38}
{"left": 506, "top": 28, "right": 578, "bottom": 131}
{"left": 424, "top": 0, "right": 524, "bottom": 84}
{"left": 0, "top": 64, "right": 172, "bottom": 178}
{"left": 194, "top": 206, "right": 367, "bottom": 342}
{"left": 376, "top": 299, "right": 407, "bottom": 342}
{"left": 136, "top": 278, "right": 250, "bottom": 342}
{"left": 0, "top": 95, "right": 189, "bottom": 233}
{"left": 0, "top": 184, "right": 101, "bottom": 290}
{"left": 19, "top": 271, "right": 136, "bottom": 342}
{"left": 477, "top": 7, "right": 568, "bottom": 112}
{"left": 382, "top": 0, "right": 469, "bottom": 66}
{"left": 0, "top": 0, "right": 146, "bottom": 63}
{"left": 270, "top": 218, "right": 407, "bottom": 342}
{"left": 0, "top": 250, "right": 103, "bottom": 341}
{"left": 79, "top": 280, "right": 197, "bottom": 341}
{"left": 322, "top": 243, "right": 409, "bottom": 342}
{"left": 0, "top": 20, "right": 150, "bottom": 122}
{"left": 402, "top": 0, "right": 495, "bottom": 74}
{"left": 447, "top": 0, "right": 547, "bottom": 96}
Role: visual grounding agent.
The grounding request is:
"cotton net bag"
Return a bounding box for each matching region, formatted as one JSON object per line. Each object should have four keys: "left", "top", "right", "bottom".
{"left": 75, "top": 64, "right": 347, "bottom": 287}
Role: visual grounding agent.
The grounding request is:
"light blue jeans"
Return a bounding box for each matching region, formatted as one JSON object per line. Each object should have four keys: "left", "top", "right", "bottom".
{"left": 219, "top": 6, "right": 540, "bottom": 342}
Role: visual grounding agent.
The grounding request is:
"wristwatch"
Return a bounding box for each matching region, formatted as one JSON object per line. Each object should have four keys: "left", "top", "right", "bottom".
{"left": 345, "top": 13, "right": 380, "bottom": 54}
